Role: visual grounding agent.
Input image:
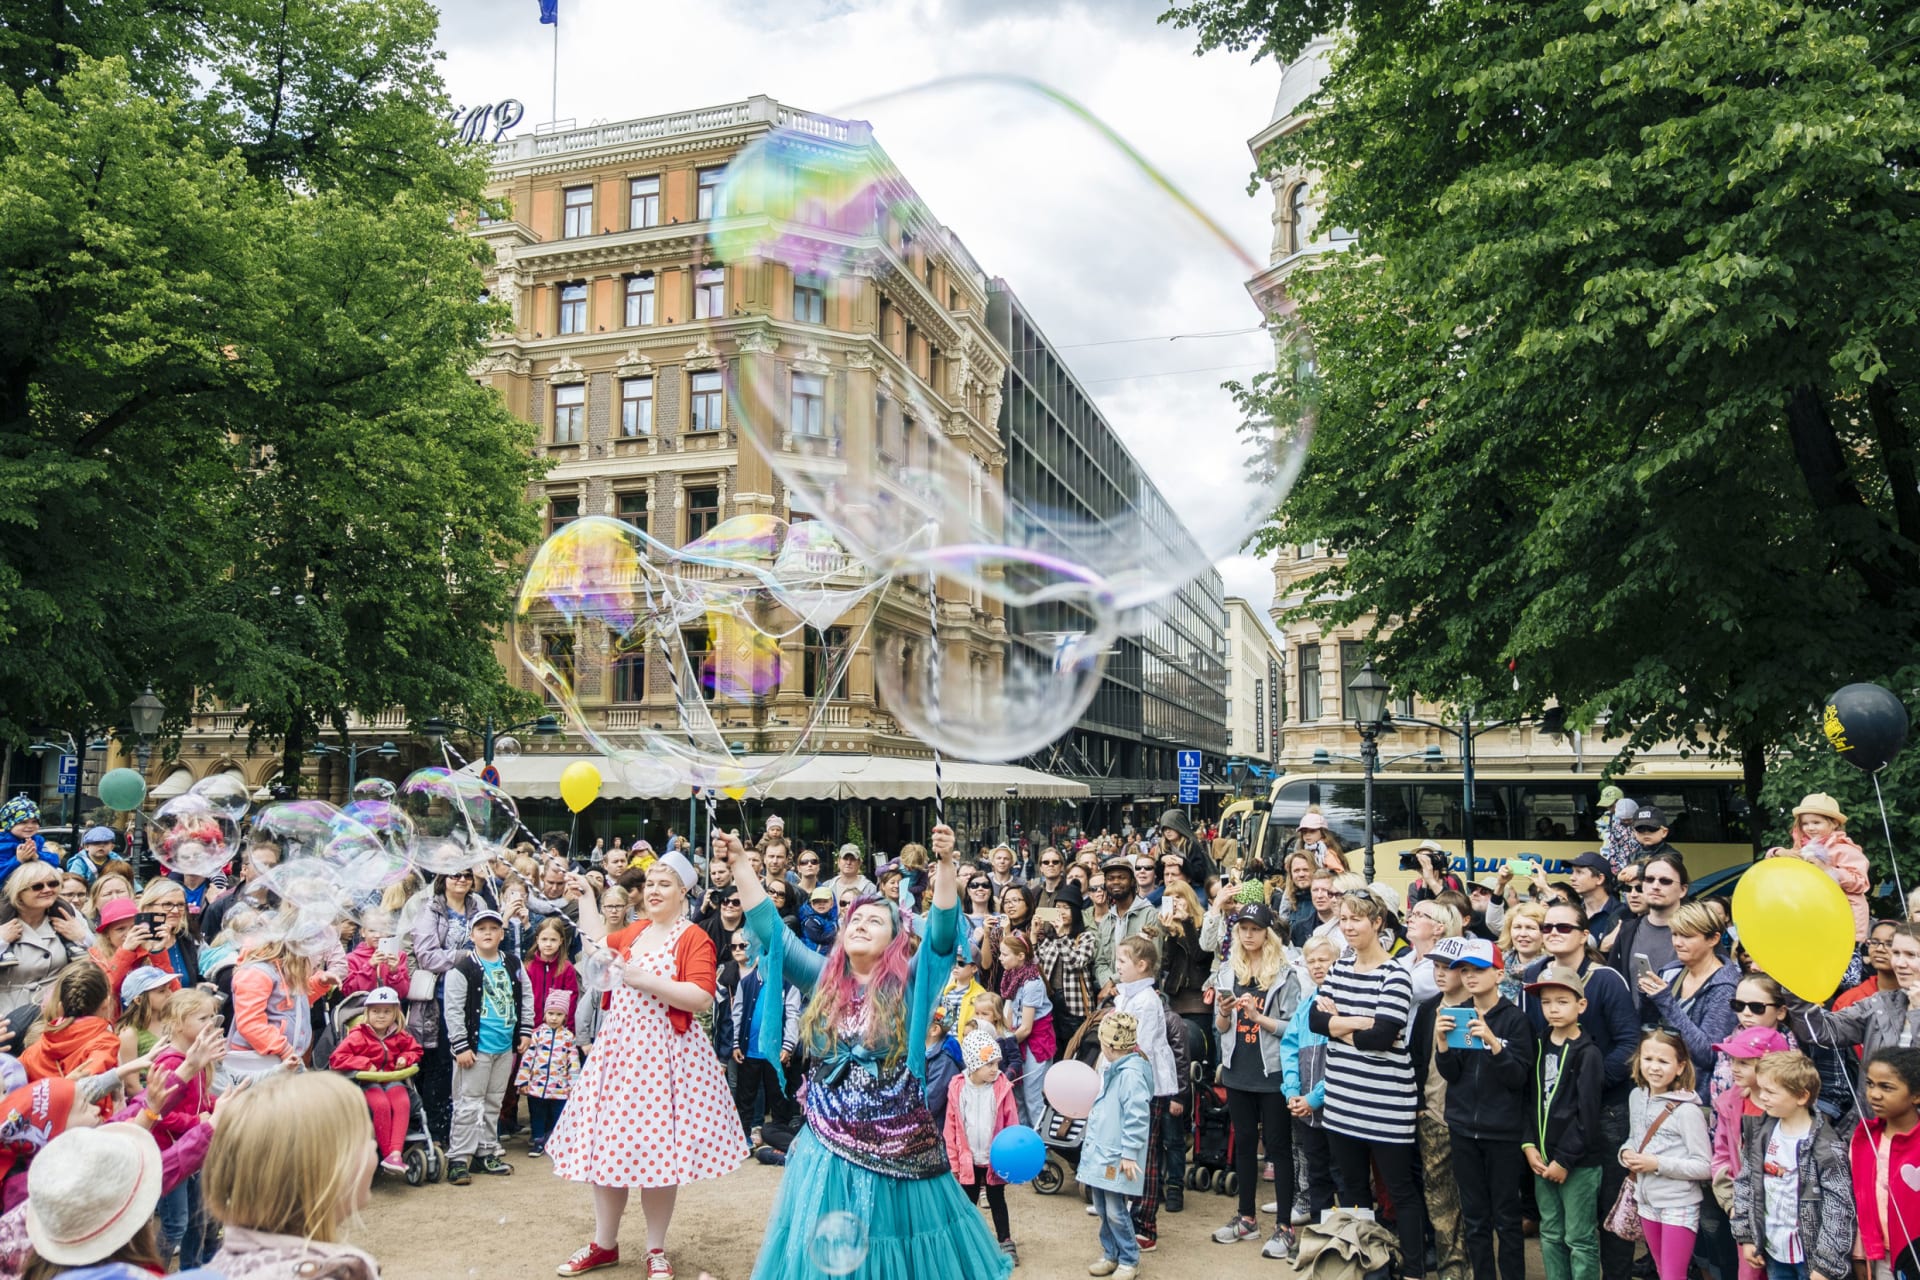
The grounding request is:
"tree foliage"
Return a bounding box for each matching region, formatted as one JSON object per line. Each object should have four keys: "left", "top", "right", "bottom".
{"left": 1167, "top": 0, "right": 1920, "bottom": 792}
{"left": 0, "top": 1, "right": 542, "bottom": 785}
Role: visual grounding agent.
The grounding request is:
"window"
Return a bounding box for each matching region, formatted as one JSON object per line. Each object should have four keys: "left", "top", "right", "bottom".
{"left": 1288, "top": 180, "right": 1314, "bottom": 254}
{"left": 790, "top": 373, "right": 825, "bottom": 437}
{"left": 629, "top": 176, "right": 660, "bottom": 229}
{"left": 793, "top": 276, "right": 825, "bottom": 324}
{"left": 612, "top": 652, "right": 646, "bottom": 703}
{"left": 547, "top": 494, "right": 579, "bottom": 532}
{"left": 694, "top": 267, "right": 725, "bottom": 320}
{"left": 616, "top": 490, "right": 648, "bottom": 532}
{"left": 542, "top": 633, "right": 575, "bottom": 703}
{"left": 563, "top": 185, "right": 593, "bottom": 238}
{"left": 689, "top": 371, "right": 723, "bottom": 433}
{"left": 1298, "top": 643, "right": 1322, "bottom": 721}
{"left": 624, "top": 274, "right": 655, "bottom": 327}
{"left": 697, "top": 167, "right": 724, "bottom": 220}
{"left": 681, "top": 626, "right": 715, "bottom": 700}
{"left": 558, "top": 282, "right": 587, "bottom": 334}
{"left": 686, "top": 485, "right": 720, "bottom": 542}
{"left": 620, "top": 378, "right": 653, "bottom": 437}
{"left": 551, "top": 384, "right": 584, "bottom": 443}
{"left": 1339, "top": 640, "right": 1365, "bottom": 718}
{"left": 803, "top": 626, "right": 848, "bottom": 698}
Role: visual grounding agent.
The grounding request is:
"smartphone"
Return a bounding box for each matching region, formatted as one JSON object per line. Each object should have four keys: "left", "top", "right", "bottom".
{"left": 1441, "top": 1005, "right": 1482, "bottom": 1050}
{"left": 135, "top": 911, "right": 166, "bottom": 934}
{"left": 1632, "top": 953, "right": 1654, "bottom": 985}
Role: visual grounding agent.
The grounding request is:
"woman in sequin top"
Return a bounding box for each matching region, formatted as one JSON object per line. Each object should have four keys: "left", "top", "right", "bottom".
{"left": 730, "top": 824, "right": 1014, "bottom": 1280}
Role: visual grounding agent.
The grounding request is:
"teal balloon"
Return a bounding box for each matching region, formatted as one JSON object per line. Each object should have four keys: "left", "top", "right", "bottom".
{"left": 98, "top": 768, "right": 147, "bottom": 812}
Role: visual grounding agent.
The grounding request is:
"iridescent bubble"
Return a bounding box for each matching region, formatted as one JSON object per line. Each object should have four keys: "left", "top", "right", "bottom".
{"left": 252, "top": 800, "right": 350, "bottom": 862}
{"left": 149, "top": 795, "right": 236, "bottom": 878}
{"left": 407, "top": 834, "right": 492, "bottom": 877}
{"left": 187, "top": 772, "right": 252, "bottom": 825}
{"left": 808, "top": 1211, "right": 869, "bottom": 1277}
{"left": 339, "top": 798, "right": 415, "bottom": 858}
{"left": 351, "top": 777, "right": 397, "bottom": 804}
{"left": 398, "top": 767, "right": 522, "bottom": 846}
{"left": 576, "top": 943, "right": 621, "bottom": 994}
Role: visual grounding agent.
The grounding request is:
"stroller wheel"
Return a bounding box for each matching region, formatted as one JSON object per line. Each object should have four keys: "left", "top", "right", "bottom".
{"left": 1186, "top": 1167, "right": 1204, "bottom": 1191}
{"left": 404, "top": 1147, "right": 426, "bottom": 1187}
{"left": 1223, "top": 1171, "right": 1241, "bottom": 1197}
{"left": 1211, "top": 1169, "right": 1229, "bottom": 1194}
{"left": 427, "top": 1142, "right": 445, "bottom": 1184}
{"left": 1034, "top": 1156, "right": 1065, "bottom": 1195}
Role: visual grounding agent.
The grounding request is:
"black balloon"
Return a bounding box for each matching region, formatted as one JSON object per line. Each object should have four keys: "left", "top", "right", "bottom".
{"left": 1823, "top": 682, "right": 1911, "bottom": 772}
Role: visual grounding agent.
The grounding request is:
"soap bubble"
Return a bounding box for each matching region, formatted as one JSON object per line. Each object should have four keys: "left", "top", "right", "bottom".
{"left": 149, "top": 795, "right": 236, "bottom": 878}
{"left": 351, "top": 777, "right": 397, "bottom": 804}
{"left": 339, "top": 798, "right": 415, "bottom": 859}
{"left": 808, "top": 1211, "right": 869, "bottom": 1277}
{"left": 187, "top": 772, "right": 252, "bottom": 825}
{"left": 251, "top": 800, "right": 351, "bottom": 861}
{"left": 398, "top": 767, "right": 523, "bottom": 847}
{"left": 577, "top": 943, "right": 621, "bottom": 994}
{"left": 407, "top": 834, "right": 495, "bottom": 878}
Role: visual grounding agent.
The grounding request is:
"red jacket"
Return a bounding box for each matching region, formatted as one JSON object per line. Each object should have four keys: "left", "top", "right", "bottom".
{"left": 608, "top": 921, "right": 716, "bottom": 1036}
{"left": 943, "top": 1072, "right": 1019, "bottom": 1185}
{"left": 1853, "top": 1115, "right": 1920, "bottom": 1262}
{"left": 19, "top": 1017, "right": 119, "bottom": 1082}
{"left": 328, "top": 1021, "right": 423, "bottom": 1075}
{"left": 341, "top": 940, "right": 411, "bottom": 999}
{"left": 526, "top": 954, "right": 581, "bottom": 1031}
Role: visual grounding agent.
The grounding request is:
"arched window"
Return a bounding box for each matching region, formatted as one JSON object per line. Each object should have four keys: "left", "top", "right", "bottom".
{"left": 1288, "top": 180, "right": 1313, "bottom": 253}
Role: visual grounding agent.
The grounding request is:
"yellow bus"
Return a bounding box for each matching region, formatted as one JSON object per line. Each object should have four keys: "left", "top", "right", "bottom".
{"left": 1219, "top": 768, "right": 1755, "bottom": 897}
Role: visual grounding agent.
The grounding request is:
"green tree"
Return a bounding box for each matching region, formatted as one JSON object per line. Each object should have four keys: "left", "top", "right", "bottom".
{"left": 0, "top": 2, "right": 542, "bottom": 786}
{"left": 1165, "top": 0, "right": 1920, "bottom": 800}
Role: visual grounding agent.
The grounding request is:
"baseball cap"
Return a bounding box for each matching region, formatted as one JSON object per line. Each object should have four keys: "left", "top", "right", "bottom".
{"left": 809, "top": 884, "right": 834, "bottom": 902}
{"left": 469, "top": 907, "right": 505, "bottom": 927}
{"left": 1524, "top": 964, "right": 1588, "bottom": 997}
{"left": 365, "top": 986, "right": 402, "bottom": 1007}
{"left": 1430, "top": 935, "right": 1470, "bottom": 966}
{"left": 1297, "top": 812, "right": 1329, "bottom": 831}
{"left": 1447, "top": 937, "right": 1502, "bottom": 969}
{"left": 81, "top": 826, "right": 118, "bottom": 846}
{"left": 120, "top": 966, "right": 181, "bottom": 1007}
{"left": 1569, "top": 851, "right": 1611, "bottom": 876}
{"left": 1632, "top": 805, "right": 1668, "bottom": 830}
{"left": 1233, "top": 902, "right": 1276, "bottom": 932}
{"left": 1715, "top": 1026, "right": 1790, "bottom": 1059}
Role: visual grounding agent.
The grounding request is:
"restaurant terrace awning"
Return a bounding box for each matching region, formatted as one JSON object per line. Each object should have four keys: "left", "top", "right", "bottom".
{"left": 466, "top": 753, "right": 1089, "bottom": 803}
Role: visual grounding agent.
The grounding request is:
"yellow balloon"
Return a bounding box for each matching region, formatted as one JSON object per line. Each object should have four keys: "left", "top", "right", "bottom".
{"left": 722, "top": 786, "right": 748, "bottom": 802}
{"left": 559, "top": 761, "right": 603, "bottom": 814}
{"left": 1733, "top": 856, "right": 1856, "bottom": 1002}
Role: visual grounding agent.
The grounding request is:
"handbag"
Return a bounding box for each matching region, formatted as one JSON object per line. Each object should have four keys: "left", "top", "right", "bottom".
{"left": 407, "top": 969, "right": 437, "bottom": 1003}
{"left": 1605, "top": 1099, "right": 1681, "bottom": 1243}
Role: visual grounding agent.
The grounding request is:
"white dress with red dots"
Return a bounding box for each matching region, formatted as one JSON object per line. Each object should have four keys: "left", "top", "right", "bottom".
{"left": 546, "top": 920, "right": 746, "bottom": 1187}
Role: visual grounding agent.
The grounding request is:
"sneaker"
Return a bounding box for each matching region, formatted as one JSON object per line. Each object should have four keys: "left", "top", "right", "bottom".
{"left": 1164, "top": 1185, "right": 1184, "bottom": 1214}
{"left": 475, "top": 1153, "right": 513, "bottom": 1176}
{"left": 645, "top": 1249, "right": 674, "bottom": 1279}
{"left": 1086, "top": 1203, "right": 1100, "bottom": 1217}
{"left": 527, "top": 1145, "right": 545, "bottom": 1159}
{"left": 1261, "top": 1201, "right": 1278, "bottom": 1216}
{"left": 1290, "top": 1200, "right": 1311, "bottom": 1226}
{"left": 1000, "top": 1239, "right": 1019, "bottom": 1267}
{"left": 1134, "top": 1234, "right": 1156, "bottom": 1254}
{"left": 1212, "top": 1216, "right": 1260, "bottom": 1244}
{"left": 556, "top": 1242, "right": 620, "bottom": 1276}
{"left": 1263, "top": 1160, "right": 1275, "bottom": 1181}
{"left": 378, "top": 1155, "right": 407, "bottom": 1176}
{"left": 446, "top": 1160, "right": 471, "bottom": 1186}
{"left": 1088, "top": 1261, "right": 1118, "bottom": 1277}
{"left": 1114, "top": 1266, "right": 1139, "bottom": 1280}
{"left": 754, "top": 1147, "right": 787, "bottom": 1167}
{"left": 1260, "top": 1225, "right": 1296, "bottom": 1261}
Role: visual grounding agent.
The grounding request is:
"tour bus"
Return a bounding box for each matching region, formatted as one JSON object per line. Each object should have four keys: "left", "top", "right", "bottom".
{"left": 1218, "top": 768, "right": 1754, "bottom": 897}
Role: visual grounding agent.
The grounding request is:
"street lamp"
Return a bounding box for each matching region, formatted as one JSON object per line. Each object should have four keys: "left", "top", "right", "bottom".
{"left": 1346, "top": 661, "right": 1390, "bottom": 880}
{"left": 127, "top": 687, "right": 165, "bottom": 879}
{"left": 309, "top": 740, "right": 400, "bottom": 794}
{"left": 420, "top": 713, "right": 561, "bottom": 766}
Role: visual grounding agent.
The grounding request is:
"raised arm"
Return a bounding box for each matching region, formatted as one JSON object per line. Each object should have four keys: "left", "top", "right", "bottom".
{"left": 928, "top": 823, "right": 959, "bottom": 911}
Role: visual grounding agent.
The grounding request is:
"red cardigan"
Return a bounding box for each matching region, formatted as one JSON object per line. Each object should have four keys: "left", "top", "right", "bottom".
{"left": 609, "top": 919, "right": 717, "bottom": 1036}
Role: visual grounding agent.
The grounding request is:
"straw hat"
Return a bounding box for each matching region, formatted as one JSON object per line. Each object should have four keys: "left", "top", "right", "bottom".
{"left": 26, "top": 1123, "right": 165, "bottom": 1265}
{"left": 1792, "top": 793, "right": 1847, "bottom": 824}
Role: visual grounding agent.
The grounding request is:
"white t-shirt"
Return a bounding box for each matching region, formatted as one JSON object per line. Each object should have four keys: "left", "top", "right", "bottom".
{"left": 1762, "top": 1122, "right": 1806, "bottom": 1263}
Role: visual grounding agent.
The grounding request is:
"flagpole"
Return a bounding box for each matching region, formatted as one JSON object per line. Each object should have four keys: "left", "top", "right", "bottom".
{"left": 550, "top": 9, "right": 559, "bottom": 125}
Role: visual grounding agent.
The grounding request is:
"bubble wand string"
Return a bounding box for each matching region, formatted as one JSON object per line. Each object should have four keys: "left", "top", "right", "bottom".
{"left": 926, "top": 579, "right": 944, "bottom": 830}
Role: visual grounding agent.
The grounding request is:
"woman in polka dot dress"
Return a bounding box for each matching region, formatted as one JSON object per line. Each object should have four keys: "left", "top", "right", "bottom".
{"left": 549, "top": 851, "right": 747, "bottom": 1280}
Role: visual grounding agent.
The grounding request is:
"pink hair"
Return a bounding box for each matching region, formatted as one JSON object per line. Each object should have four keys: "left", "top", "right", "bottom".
{"left": 797, "top": 896, "right": 915, "bottom": 1072}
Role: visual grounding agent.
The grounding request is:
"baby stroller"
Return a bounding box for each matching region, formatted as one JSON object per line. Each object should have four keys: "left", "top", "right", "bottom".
{"left": 1187, "top": 1081, "right": 1238, "bottom": 1196}
{"left": 330, "top": 990, "right": 444, "bottom": 1186}
{"left": 1032, "top": 1006, "right": 1111, "bottom": 1196}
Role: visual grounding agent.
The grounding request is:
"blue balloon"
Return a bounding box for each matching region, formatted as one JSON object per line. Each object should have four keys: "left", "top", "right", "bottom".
{"left": 988, "top": 1124, "right": 1046, "bottom": 1184}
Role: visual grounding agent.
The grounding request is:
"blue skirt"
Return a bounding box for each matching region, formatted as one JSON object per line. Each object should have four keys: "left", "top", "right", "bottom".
{"left": 751, "top": 1129, "right": 1015, "bottom": 1280}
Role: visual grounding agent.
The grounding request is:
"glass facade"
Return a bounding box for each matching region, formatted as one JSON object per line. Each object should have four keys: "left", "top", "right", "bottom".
{"left": 987, "top": 281, "right": 1229, "bottom": 804}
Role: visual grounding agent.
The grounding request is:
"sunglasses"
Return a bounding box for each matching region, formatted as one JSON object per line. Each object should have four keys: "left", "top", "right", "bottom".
{"left": 447, "top": 872, "right": 475, "bottom": 880}
{"left": 799, "top": 859, "right": 818, "bottom": 866}
{"left": 1540, "top": 921, "right": 1583, "bottom": 935}
{"left": 1641, "top": 874, "right": 1679, "bottom": 886}
{"left": 1632, "top": 825, "right": 1663, "bottom": 834}
{"left": 24, "top": 882, "right": 58, "bottom": 892}
{"left": 730, "top": 944, "right": 750, "bottom": 952}
{"left": 1729, "top": 999, "right": 1780, "bottom": 1014}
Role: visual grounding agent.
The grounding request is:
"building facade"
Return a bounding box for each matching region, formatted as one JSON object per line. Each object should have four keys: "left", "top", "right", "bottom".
{"left": 1223, "top": 596, "right": 1284, "bottom": 774}
{"left": 987, "top": 281, "right": 1230, "bottom": 829}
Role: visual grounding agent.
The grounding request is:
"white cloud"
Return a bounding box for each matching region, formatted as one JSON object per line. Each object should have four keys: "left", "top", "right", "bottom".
{"left": 433, "top": 0, "right": 1287, "bottom": 617}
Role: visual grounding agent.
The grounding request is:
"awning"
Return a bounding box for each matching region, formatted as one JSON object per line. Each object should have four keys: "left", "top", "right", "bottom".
{"left": 149, "top": 767, "right": 195, "bottom": 801}
{"left": 467, "top": 753, "right": 1089, "bottom": 803}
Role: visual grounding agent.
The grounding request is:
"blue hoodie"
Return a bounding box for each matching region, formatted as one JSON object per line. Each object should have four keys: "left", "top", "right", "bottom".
{"left": 0, "top": 831, "right": 42, "bottom": 887}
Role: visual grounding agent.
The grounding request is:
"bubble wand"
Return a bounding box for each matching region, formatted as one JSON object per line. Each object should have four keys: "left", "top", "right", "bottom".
{"left": 925, "top": 578, "right": 944, "bottom": 831}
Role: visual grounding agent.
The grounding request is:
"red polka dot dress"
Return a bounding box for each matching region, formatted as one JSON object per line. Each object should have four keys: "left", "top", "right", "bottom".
{"left": 547, "top": 919, "right": 746, "bottom": 1187}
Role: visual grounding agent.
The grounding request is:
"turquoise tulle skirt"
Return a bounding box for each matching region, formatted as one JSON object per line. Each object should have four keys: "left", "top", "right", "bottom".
{"left": 751, "top": 1129, "right": 1015, "bottom": 1280}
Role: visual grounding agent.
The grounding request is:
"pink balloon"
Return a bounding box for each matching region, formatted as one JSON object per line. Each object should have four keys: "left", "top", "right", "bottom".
{"left": 1043, "top": 1059, "right": 1101, "bottom": 1120}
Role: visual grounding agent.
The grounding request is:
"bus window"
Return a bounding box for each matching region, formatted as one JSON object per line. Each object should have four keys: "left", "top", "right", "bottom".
{"left": 1272, "top": 781, "right": 1419, "bottom": 849}
{"left": 1515, "top": 785, "right": 1600, "bottom": 844}
{"left": 1407, "top": 783, "right": 1466, "bottom": 841}
{"left": 1633, "top": 785, "right": 1732, "bottom": 844}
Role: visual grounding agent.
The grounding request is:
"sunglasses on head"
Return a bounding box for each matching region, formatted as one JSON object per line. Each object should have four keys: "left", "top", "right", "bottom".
{"left": 1539, "top": 921, "right": 1583, "bottom": 935}
{"left": 1729, "top": 999, "right": 1780, "bottom": 1014}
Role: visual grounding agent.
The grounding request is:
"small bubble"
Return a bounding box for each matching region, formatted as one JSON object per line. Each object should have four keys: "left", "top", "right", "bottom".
{"left": 809, "top": 1211, "right": 868, "bottom": 1276}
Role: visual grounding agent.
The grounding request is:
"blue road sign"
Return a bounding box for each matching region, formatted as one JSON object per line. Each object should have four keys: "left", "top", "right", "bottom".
{"left": 56, "top": 754, "right": 79, "bottom": 796}
{"left": 1177, "top": 750, "right": 1201, "bottom": 772}
{"left": 1178, "top": 780, "right": 1200, "bottom": 805}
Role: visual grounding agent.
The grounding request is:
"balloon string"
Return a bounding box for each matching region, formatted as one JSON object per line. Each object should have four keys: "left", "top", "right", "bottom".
{"left": 1874, "top": 771, "right": 1907, "bottom": 911}
{"left": 926, "top": 582, "right": 944, "bottom": 829}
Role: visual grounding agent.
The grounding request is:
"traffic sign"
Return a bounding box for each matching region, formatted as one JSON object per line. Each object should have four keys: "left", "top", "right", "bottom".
{"left": 1178, "top": 779, "right": 1200, "bottom": 805}
{"left": 56, "top": 754, "right": 79, "bottom": 796}
{"left": 1177, "top": 750, "right": 1201, "bottom": 772}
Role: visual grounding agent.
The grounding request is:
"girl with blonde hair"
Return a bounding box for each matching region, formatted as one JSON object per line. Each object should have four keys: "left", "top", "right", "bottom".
{"left": 224, "top": 921, "right": 331, "bottom": 1086}
{"left": 1210, "top": 904, "right": 1302, "bottom": 1258}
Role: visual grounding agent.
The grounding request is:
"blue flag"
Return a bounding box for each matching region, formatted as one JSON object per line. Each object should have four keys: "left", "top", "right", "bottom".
{"left": 539, "top": 0, "right": 557, "bottom": 23}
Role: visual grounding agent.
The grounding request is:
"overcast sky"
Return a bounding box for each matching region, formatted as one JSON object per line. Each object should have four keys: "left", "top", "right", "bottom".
{"left": 431, "top": 0, "right": 1290, "bottom": 642}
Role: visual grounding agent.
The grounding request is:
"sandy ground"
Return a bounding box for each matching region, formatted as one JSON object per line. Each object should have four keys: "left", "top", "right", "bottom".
{"left": 349, "top": 1134, "right": 1286, "bottom": 1280}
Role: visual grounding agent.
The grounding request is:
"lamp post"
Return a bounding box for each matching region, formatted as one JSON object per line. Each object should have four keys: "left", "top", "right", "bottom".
{"left": 1346, "top": 661, "right": 1390, "bottom": 881}
{"left": 420, "top": 713, "right": 561, "bottom": 767}
{"left": 309, "top": 740, "right": 400, "bottom": 796}
{"left": 127, "top": 687, "right": 165, "bottom": 879}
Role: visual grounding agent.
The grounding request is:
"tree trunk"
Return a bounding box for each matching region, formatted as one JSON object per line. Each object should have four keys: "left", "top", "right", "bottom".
{"left": 1741, "top": 739, "right": 1766, "bottom": 860}
{"left": 280, "top": 712, "right": 304, "bottom": 798}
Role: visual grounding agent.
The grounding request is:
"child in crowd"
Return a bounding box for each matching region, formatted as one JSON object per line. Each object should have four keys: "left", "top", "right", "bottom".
{"left": 938, "top": 950, "right": 988, "bottom": 1039}
{"left": 1112, "top": 934, "right": 1178, "bottom": 1252}
{"left": 970, "top": 993, "right": 1025, "bottom": 1108}
{"left": 328, "top": 985, "right": 424, "bottom": 1175}
{"left": 1732, "top": 1050, "right": 1853, "bottom": 1280}
{"left": 1770, "top": 793, "right": 1871, "bottom": 943}
{"left": 1853, "top": 1047, "right": 1920, "bottom": 1280}
{"left": 998, "top": 933, "right": 1055, "bottom": 1128}
{"left": 442, "top": 907, "right": 532, "bottom": 1185}
{"left": 517, "top": 991, "right": 580, "bottom": 1158}
{"left": 944, "top": 1029, "right": 1020, "bottom": 1264}
{"left": 144, "top": 986, "right": 225, "bottom": 1268}
{"left": 1712, "top": 1027, "right": 1790, "bottom": 1280}
{"left": 1521, "top": 966, "right": 1605, "bottom": 1280}
{"left": 1436, "top": 937, "right": 1536, "bottom": 1280}
{"left": 116, "top": 965, "right": 180, "bottom": 1072}
{"left": 1710, "top": 974, "right": 1796, "bottom": 1105}
{"left": 925, "top": 1017, "right": 965, "bottom": 1146}
{"left": 1419, "top": 938, "right": 1473, "bottom": 1280}
{"left": 342, "top": 915, "right": 410, "bottom": 999}
{"left": 728, "top": 928, "right": 799, "bottom": 1145}
{"left": 1280, "top": 934, "right": 1338, "bottom": 1223}
{"left": 21, "top": 962, "right": 120, "bottom": 1084}
{"left": 1620, "top": 1028, "right": 1712, "bottom": 1280}
{"left": 1081, "top": 1012, "right": 1154, "bottom": 1280}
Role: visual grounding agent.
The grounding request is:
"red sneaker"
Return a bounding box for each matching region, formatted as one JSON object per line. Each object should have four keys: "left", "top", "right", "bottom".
{"left": 645, "top": 1249, "right": 675, "bottom": 1279}
{"left": 556, "top": 1242, "right": 620, "bottom": 1276}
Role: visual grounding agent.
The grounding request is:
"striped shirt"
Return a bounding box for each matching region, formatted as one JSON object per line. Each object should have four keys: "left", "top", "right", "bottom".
{"left": 1319, "top": 954, "right": 1418, "bottom": 1144}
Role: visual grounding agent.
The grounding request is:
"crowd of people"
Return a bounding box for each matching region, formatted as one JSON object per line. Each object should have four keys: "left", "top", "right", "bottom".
{"left": 0, "top": 786, "right": 1917, "bottom": 1280}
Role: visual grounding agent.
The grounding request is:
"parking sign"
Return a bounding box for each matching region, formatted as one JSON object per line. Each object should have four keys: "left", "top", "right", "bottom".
{"left": 56, "top": 754, "right": 79, "bottom": 796}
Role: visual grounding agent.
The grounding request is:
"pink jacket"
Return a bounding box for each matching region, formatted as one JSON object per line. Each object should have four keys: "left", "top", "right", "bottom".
{"left": 342, "top": 939, "right": 411, "bottom": 998}
{"left": 943, "top": 1072, "right": 1019, "bottom": 1186}
{"left": 1771, "top": 831, "right": 1871, "bottom": 942}
{"left": 140, "top": 1045, "right": 209, "bottom": 1152}
{"left": 1854, "top": 1115, "right": 1920, "bottom": 1262}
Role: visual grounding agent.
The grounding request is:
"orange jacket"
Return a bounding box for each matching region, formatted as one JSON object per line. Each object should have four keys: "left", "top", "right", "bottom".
{"left": 607, "top": 920, "right": 718, "bottom": 1036}
{"left": 20, "top": 1016, "right": 121, "bottom": 1081}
